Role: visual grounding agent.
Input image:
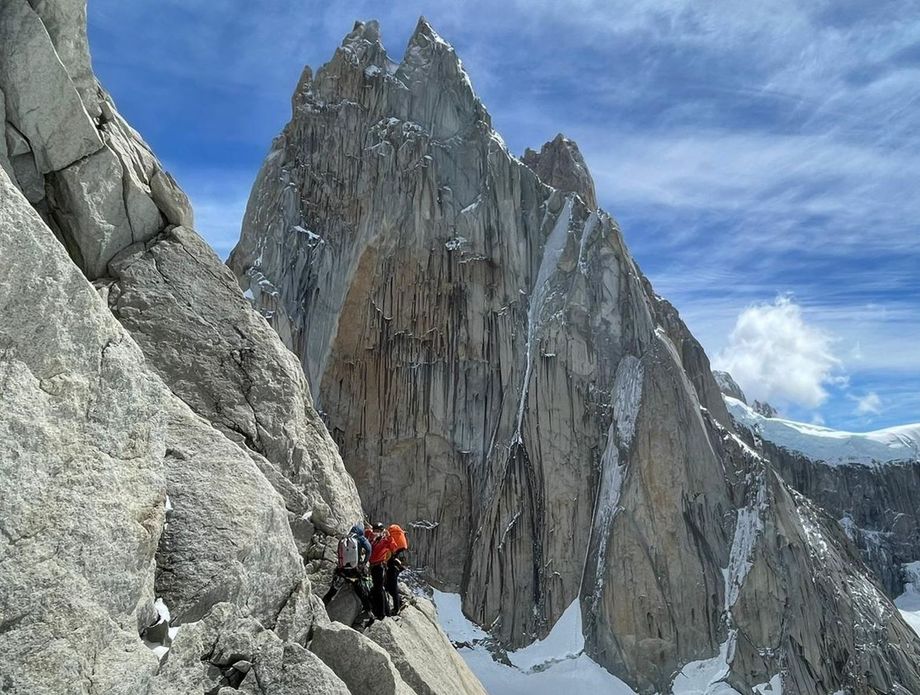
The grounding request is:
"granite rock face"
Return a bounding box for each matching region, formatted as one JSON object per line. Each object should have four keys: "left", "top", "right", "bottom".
{"left": 104, "top": 225, "right": 362, "bottom": 532}
{"left": 310, "top": 620, "right": 418, "bottom": 695}
{"left": 0, "top": 165, "right": 312, "bottom": 694}
{"left": 0, "top": 0, "right": 193, "bottom": 278}
{"left": 231, "top": 18, "right": 920, "bottom": 692}
{"left": 1, "top": 6, "right": 484, "bottom": 695}
{"left": 0, "top": 166, "right": 162, "bottom": 695}
{"left": 766, "top": 442, "right": 920, "bottom": 597}
{"left": 152, "top": 603, "right": 352, "bottom": 695}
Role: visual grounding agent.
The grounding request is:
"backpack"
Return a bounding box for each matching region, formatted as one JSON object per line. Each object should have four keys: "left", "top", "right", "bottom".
{"left": 388, "top": 524, "right": 408, "bottom": 552}
{"left": 337, "top": 534, "right": 360, "bottom": 569}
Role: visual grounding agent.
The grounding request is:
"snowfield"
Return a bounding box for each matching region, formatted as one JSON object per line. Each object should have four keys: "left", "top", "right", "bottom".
{"left": 431, "top": 591, "right": 636, "bottom": 694}
{"left": 724, "top": 396, "right": 920, "bottom": 465}
{"left": 431, "top": 591, "right": 784, "bottom": 694}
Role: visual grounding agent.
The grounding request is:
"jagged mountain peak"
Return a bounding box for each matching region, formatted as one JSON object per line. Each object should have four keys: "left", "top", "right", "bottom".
{"left": 409, "top": 15, "right": 440, "bottom": 44}
{"left": 298, "top": 17, "right": 489, "bottom": 140}
{"left": 350, "top": 18, "right": 382, "bottom": 41}
{"left": 522, "top": 132, "right": 598, "bottom": 210}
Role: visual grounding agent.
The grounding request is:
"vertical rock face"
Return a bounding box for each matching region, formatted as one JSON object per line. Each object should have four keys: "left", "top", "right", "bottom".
{"left": 104, "top": 225, "right": 362, "bottom": 532}
{"left": 231, "top": 18, "right": 920, "bottom": 692}
{"left": 0, "top": 164, "right": 310, "bottom": 694}
{"left": 0, "top": 167, "right": 163, "bottom": 695}
{"left": 1, "top": 6, "right": 486, "bottom": 695}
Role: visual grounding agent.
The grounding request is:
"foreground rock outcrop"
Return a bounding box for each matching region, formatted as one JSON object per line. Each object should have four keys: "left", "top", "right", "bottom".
{"left": 0, "top": 5, "right": 486, "bottom": 695}
{"left": 364, "top": 599, "right": 489, "bottom": 695}
{"left": 231, "top": 18, "right": 920, "bottom": 692}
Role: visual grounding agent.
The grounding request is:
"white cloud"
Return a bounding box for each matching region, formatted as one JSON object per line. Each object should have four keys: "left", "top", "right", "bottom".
{"left": 713, "top": 296, "right": 842, "bottom": 409}
{"left": 853, "top": 391, "right": 882, "bottom": 415}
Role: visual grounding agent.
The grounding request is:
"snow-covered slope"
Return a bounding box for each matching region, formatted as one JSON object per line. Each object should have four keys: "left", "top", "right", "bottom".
{"left": 432, "top": 590, "right": 785, "bottom": 694}
{"left": 725, "top": 396, "right": 920, "bottom": 466}
{"left": 431, "top": 591, "right": 637, "bottom": 694}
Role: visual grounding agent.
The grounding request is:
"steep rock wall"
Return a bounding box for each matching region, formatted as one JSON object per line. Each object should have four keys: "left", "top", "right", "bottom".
{"left": 765, "top": 440, "right": 920, "bottom": 598}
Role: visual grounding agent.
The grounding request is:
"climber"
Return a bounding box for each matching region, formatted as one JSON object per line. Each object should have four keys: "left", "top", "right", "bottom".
{"left": 368, "top": 522, "right": 396, "bottom": 619}
{"left": 323, "top": 522, "right": 373, "bottom": 614}
{"left": 384, "top": 524, "right": 409, "bottom": 613}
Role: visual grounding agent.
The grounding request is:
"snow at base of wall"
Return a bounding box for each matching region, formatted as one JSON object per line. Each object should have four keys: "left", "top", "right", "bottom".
{"left": 431, "top": 590, "right": 636, "bottom": 694}
{"left": 431, "top": 591, "right": 784, "bottom": 694}
{"left": 724, "top": 396, "right": 920, "bottom": 466}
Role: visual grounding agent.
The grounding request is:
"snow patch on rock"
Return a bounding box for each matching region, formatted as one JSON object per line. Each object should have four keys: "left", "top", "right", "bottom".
{"left": 723, "top": 484, "right": 766, "bottom": 611}
{"left": 613, "top": 355, "right": 643, "bottom": 448}
{"left": 513, "top": 197, "right": 574, "bottom": 443}
{"left": 671, "top": 634, "right": 742, "bottom": 694}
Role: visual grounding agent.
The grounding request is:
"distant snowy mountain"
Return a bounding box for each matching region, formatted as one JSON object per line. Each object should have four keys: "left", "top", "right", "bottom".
{"left": 725, "top": 396, "right": 920, "bottom": 466}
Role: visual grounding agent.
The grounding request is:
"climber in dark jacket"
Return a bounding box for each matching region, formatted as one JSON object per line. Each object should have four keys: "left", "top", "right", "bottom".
{"left": 323, "top": 523, "right": 372, "bottom": 612}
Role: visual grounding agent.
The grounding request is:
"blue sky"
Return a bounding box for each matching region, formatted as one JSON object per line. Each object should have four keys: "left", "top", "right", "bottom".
{"left": 87, "top": 0, "right": 920, "bottom": 430}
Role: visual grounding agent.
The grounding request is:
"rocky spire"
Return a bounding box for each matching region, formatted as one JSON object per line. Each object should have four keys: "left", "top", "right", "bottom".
{"left": 523, "top": 133, "right": 598, "bottom": 209}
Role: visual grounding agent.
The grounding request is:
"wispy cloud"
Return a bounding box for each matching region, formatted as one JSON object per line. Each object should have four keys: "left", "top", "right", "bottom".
{"left": 853, "top": 391, "right": 882, "bottom": 416}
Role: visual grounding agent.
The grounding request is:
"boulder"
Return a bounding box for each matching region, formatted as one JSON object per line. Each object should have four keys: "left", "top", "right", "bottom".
{"left": 311, "top": 620, "right": 417, "bottom": 695}
{"left": 365, "top": 599, "right": 488, "bottom": 695}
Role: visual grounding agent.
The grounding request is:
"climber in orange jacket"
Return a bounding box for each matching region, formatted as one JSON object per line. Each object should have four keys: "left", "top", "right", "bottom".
{"left": 368, "top": 523, "right": 396, "bottom": 619}
{"left": 384, "top": 524, "right": 409, "bottom": 613}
